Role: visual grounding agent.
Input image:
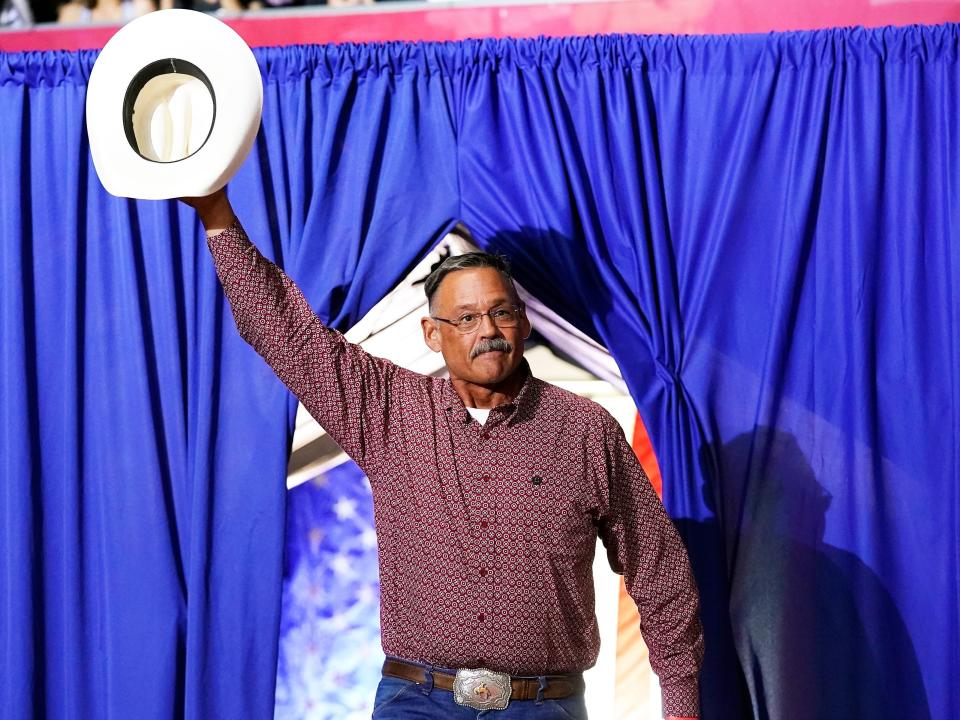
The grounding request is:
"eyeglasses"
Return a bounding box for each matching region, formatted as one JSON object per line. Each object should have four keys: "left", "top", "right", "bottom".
{"left": 431, "top": 305, "right": 523, "bottom": 334}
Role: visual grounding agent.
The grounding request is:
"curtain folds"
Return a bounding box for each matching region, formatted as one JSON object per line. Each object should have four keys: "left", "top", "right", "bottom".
{"left": 0, "top": 44, "right": 458, "bottom": 720}
{"left": 2, "top": 24, "right": 956, "bottom": 720}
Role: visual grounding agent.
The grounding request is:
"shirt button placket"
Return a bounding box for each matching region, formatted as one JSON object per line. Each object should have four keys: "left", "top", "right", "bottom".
{"left": 476, "top": 473, "right": 494, "bottom": 642}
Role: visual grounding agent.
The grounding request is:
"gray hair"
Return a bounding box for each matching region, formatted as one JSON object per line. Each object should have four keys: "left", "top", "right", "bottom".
{"left": 424, "top": 251, "right": 518, "bottom": 312}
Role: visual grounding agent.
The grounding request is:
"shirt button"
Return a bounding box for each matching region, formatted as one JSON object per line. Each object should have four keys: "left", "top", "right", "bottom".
{"left": 480, "top": 521, "right": 489, "bottom": 529}
{"left": 480, "top": 431, "right": 490, "bottom": 440}
{"left": 479, "top": 568, "right": 487, "bottom": 576}
{"left": 478, "top": 613, "right": 485, "bottom": 621}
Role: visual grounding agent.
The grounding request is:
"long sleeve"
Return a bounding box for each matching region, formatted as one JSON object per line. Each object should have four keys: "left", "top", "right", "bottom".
{"left": 206, "top": 220, "right": 396, "bottom": 471}
{"left": 596, "top": 415, "right": 704, "bottom": 718}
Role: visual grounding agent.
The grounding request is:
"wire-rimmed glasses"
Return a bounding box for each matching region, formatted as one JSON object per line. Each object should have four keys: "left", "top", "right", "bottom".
{"left": 430, "top": 305, "right": 523, "bottom": 334}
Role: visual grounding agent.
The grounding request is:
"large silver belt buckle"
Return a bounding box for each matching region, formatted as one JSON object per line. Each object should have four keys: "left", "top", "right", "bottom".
{"left": 453, "top": 667, "right": 512, "bottom": 711}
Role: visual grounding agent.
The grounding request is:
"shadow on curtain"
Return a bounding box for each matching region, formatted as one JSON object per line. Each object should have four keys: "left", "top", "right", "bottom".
{"left": 690, "top": 428, "right": 928, "bottom": 719}
{"left": 2, "top": 24, "right": 958, "bottom": 720}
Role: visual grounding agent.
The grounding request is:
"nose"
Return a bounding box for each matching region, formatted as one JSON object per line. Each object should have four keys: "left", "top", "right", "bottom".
{"left": 476, "top": 312, "right": 502, "bottom": 337}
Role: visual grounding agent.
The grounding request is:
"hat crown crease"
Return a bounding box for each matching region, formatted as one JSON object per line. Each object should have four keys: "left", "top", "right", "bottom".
{"left": 134, "top": 74, "right": 210, "bottom": 163}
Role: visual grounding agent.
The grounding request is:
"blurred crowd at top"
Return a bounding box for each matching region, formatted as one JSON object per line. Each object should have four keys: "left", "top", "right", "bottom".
{"left": 1, "top": 0, "right": 393, "bottom": 30}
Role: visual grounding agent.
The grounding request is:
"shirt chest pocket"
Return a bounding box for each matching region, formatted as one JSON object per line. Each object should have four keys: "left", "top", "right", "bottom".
{"left": 502, "top": 469, "right": 594, "bottom": 559}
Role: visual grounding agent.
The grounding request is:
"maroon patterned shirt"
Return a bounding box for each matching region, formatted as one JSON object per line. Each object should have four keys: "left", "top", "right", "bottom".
{"left": 207, "top": 222, "right": 704, "bottom": 717}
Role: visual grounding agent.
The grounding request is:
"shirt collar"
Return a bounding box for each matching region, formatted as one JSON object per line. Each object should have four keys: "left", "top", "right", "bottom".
{"left": 443, "top": 358, "right": 538, "bottom": 426}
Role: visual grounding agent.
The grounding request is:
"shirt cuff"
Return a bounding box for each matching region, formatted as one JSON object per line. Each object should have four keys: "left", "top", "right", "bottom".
{"left": 206, "top": 218, "right": 246, "bottom": 249}
{"left": 205, "top": 219, "right": 252, "bottom": 274}
{"left": 660, "top": 676, "right": 699, "bottom": 718}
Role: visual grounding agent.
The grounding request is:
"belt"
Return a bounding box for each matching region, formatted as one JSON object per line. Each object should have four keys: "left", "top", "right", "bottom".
{"left": 382, "top": 658, "right": 584, "bottom": 711}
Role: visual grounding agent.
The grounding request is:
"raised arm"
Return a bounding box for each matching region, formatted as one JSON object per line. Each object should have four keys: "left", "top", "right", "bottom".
{"left": 184, "top": 190, "right": 394, "bottom": 470}
{"left": 594, "top": 414, "right": 704, "bottom": 720}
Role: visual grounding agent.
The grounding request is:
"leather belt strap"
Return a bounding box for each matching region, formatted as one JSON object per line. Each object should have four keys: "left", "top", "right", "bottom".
{"left": 382, "top": 658, "right": 584, "bottom": 701}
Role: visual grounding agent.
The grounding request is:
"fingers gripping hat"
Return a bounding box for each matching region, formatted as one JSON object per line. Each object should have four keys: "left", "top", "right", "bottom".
{"left": 86, "top": 9, "right": 263, "bottom": 200}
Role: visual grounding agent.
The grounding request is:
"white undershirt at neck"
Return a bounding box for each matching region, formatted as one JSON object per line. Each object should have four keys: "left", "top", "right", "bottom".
{"left": 466, "top": 407, "right": 492, "bottom": 425}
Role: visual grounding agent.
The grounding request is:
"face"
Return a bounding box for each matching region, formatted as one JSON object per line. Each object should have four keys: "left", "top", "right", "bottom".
{"left": 421, "top": 267, "right": 531, "bottom": 387}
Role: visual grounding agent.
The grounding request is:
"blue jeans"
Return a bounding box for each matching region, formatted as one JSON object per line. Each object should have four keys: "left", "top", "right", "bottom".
{"left": 371, "top": 675, "right": 589, "bottom": 719}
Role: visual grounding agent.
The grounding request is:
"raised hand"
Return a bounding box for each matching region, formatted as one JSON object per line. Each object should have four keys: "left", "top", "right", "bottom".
{"left": 179, "top": 186, "right": 236, "bottom": 237}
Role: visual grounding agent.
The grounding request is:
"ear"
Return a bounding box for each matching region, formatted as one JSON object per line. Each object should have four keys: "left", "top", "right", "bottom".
{"left": 421, "top": 316, "right": 443, "bottom": 353}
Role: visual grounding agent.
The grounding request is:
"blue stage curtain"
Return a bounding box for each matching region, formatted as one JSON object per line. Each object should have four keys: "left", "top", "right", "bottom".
{"left": 456, "top": 28, "right": 957, "bottom": 719}
{"left": 2, "top": 25, "right": 958, "bottom": 720}
{"left": 0, "top": 46, "right": 458, "bottom": 719}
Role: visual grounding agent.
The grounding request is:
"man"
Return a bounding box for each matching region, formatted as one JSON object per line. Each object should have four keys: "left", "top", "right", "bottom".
{"left": 184, "top": 189, "right": 703, "bottom": 719}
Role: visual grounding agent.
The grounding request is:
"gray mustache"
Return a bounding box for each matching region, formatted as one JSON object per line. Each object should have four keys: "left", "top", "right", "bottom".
{"left": 470, "top": 337, "right": 513, "bottom": 359}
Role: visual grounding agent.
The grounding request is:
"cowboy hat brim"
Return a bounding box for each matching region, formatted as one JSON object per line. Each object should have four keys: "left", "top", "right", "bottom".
{"left": 86, "top": 9, "right": 263, "bottom": 200}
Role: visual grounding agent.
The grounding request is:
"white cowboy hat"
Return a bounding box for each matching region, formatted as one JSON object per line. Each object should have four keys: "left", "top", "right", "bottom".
{"left": 86, "top": 9, "right": 263, "bottom": 200}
